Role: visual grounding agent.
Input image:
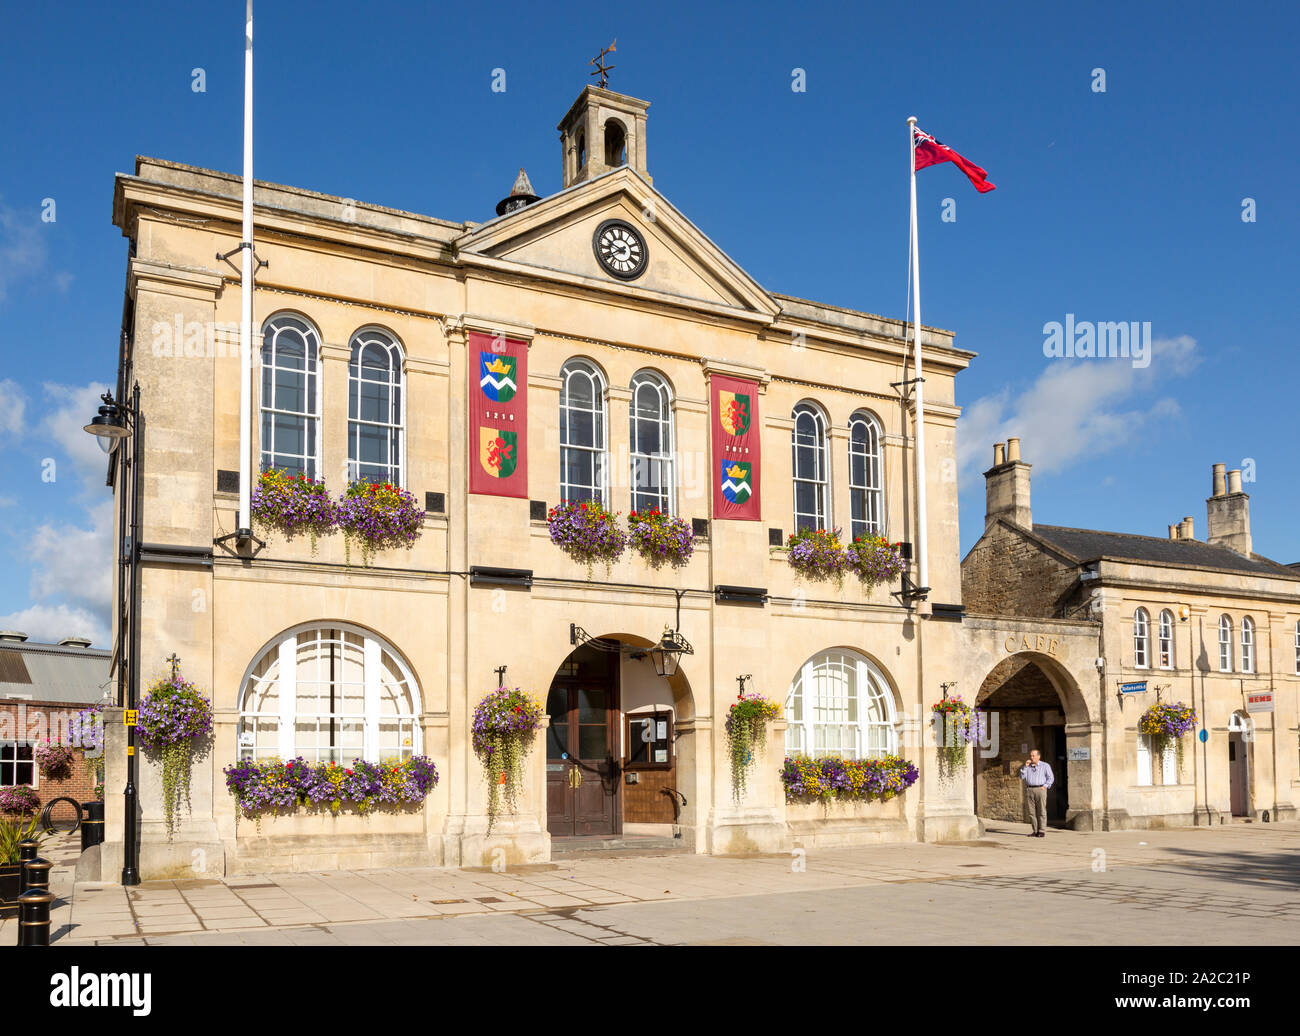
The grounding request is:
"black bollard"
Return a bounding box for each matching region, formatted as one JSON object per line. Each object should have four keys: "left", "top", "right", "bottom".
{"left": 16, "top": 889, "right": 55, "bottom": 946}
{"left": 21, "top": 857, "right": 52, "bottom": 898}
{"left": 80, "top": 802, "right": 105, "bottom": 852}
{"left": 17, "top": 840, "right": 38, "bottom": 866}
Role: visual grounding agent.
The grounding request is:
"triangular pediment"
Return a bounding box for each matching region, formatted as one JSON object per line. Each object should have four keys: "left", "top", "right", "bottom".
{"left": 455, "top": 168, "right": 779, "bottom": 320}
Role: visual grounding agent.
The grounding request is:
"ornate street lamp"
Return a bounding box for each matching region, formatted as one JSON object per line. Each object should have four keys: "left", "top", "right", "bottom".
{"left": 83, "top": 385, "right": 142, "bottom": 886}
{"left": 647, "top": 625, "right": 692, "bottom": 678}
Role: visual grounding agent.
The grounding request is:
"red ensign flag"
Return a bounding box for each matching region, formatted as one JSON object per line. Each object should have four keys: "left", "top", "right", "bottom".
{"left": 913, "top": 127, "right": 996, "bottom": 193}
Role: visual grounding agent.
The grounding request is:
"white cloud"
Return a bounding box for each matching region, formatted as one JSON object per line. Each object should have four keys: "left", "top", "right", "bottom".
{"left": 0, "top": 204, "right": 49, "bottom": 304}
{"left": 0, "top": 378, "right": 26, "bottom": 440}
{"left": 957, "top": 335, "right": 1199, "bottom": 486}
{"left": 28, "top": 500, "right": 114, "bottom": 612}
{"left": 40, "top": 380, "right": 113, "bottom": 489}
{"left": 0, "top": 603, "right": 111, "bottom": 650}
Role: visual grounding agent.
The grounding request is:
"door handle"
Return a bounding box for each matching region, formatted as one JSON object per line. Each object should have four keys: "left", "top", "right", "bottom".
{"left": 569, "top": 767, "right": 583, "bottom": 789}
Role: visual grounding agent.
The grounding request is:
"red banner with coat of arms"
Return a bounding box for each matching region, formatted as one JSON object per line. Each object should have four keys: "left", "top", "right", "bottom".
{"left": 710, "top": 374, "right": 761, "bottom": 521}
{"left": 468, "top": 330, "right": 528, "bottom": 498}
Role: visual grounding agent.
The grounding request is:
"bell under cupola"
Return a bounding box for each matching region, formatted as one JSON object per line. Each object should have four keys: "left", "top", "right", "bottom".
{"left": 495, "top": 168, "right": 541, "bottom": 217}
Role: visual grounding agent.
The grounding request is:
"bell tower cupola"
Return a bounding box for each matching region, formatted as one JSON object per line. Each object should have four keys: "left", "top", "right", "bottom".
{"left": 557, "top": 85, "right": 651, "bottom": 189}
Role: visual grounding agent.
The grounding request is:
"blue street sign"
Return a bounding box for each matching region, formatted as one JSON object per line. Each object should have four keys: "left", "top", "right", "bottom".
{"left": 1119, "top": 681, "right": 1148, "bottom": 694}
{"left": 1199, "top": 729, "right": 1208, "bottom": 743}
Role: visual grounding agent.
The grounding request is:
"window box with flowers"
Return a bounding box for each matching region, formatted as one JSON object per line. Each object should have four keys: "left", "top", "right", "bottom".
{"left": 250, "top": 468, "right": 338, "bottom": 554}
{"left": 337, "top": 480, "right": 425, "bottom": 567}
{"left": 547, "top": 500, "right": 627, "bottom": 577}
{"left": 627, "top": 508, "right": 694, "bottom": 568}
{"left": 785, "top": 527, "right": 848, "bottom": 583}
{"left": 846, "top": 533, "right": 907, "bottom": 591}
{"left": 0, "top": 785, "right": 40, "bottom": 817}
{"left": 781, "top": 754, "right": 919, "bottom": 809}
{"left": 223, "top": 756, "right": 438, "bottom": 829}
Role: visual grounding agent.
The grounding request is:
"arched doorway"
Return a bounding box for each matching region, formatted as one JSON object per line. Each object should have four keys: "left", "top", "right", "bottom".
{"left": 973, "top": 653, "right": 1085, "bottom": 828}
{"left": 544, "top": 634, "right": 696, "bottom": 841}
{"left": 1228, "top": 711, "right": 1252, "bottom": 817}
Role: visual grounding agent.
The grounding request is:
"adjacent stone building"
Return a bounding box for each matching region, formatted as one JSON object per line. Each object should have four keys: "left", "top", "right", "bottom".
{"left": 96, "top": 83, "right": 984, "bottom": 879}
{"left": 963, "top": 440, "right": 1300, "bottom": 829}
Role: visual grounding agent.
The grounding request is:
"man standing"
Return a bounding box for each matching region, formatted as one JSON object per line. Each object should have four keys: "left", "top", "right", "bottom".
{"left": 1019, "top": 749, "right": 1054, "bottom": 838}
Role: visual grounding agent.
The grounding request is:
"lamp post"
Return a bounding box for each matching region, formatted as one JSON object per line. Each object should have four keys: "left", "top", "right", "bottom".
{"left": 83, "top": 383, "right": 142, "bottom": 886}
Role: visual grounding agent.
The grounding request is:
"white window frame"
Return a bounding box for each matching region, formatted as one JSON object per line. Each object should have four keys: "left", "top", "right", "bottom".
{"left": 1294, "top": 620, "right": 1300, "bottom": 676}
{"left": 785, "top": 650, "right": 897, "bottom": 760}
{"left": 1218, "top": 615, "right": 1233, "bottom": 673}
{"left": 559, "top": 358, "right": 608, "bottom": 505}
{"left": 1240, "top": 616, "right": 1255, "bottom": 674}
{"left": 1133, "top": 608, "right": 1150, "bottom": 669}
{"left": 628, "top": 369, "right": 675, "bottom": 514}
{"left": 260, "top": 313, "right": 323, "bottom": 479}
{"left": 237, "top": 623, "right": 422, "bottom": 764}
{"left": 0, "top": 740, "right": 37, "bottom": 789}
{"left": 1158, "top": 609, "right": 1175, "bottom": 669}
{"left": 347, "top": 327, "right": 405, "bottom": 486}
{"left": 792, "top": 402, "right": 830, "bottom": 533}
{"left": 848, "top": 411, "right": 884, "bottom": 540}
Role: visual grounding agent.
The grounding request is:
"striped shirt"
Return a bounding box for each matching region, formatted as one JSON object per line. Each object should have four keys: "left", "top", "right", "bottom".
{"left": 1019, "top": 761, "right": 1054, "bottom": 788}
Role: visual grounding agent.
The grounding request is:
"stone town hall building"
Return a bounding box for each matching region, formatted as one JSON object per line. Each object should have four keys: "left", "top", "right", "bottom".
{"left": 90, "top": 82, "right": 1297, "bottom": 881}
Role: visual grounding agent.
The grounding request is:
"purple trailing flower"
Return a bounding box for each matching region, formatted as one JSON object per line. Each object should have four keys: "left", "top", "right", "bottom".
{"left": 781, "top": 755, "right": 919, "bottom": 802}
{"left": 336, "top": 480, "right": 425, "bottom": 565}
{"left": 786, "top": 527, "right": 848, "bottom": 581}
{"left": 845, "top": 534, "right": 907, "bottom": 590}
{"left": 627, "top": 508, "right": 694, "bottom": 568}
{"left": 547, "top": 500, "right": 626, "bottom": 575}
{"left": 68, "top": 705, "right": 104, "bottom": 755}
{"left": 137, "top": 676, "right": 213, "bottom": 749}
{"left": 223, "top": 755, "right": 439, "bottom": 818}
{"left": 0, "top": 785, "right": 40, "bottom": 815}
{"left": 251, "top": 469, "right": 338, "bottom": 552}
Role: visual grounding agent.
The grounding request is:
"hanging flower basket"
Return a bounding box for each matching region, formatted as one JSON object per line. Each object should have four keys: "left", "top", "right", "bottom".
{"left": 846, "top": 534, "right": 907, "bottom": 591}
{"left": 931, "top": 696, "right": 982, "bottom": 779}
{"left": 547, "top": 500, "right": 626, "bottom": 577}
{"left": 472, "top": 687, "right": 545, "bottom": 832}
{"left": 33, "top": 740, "right": 76, "bottom": 781}
{"left": 337, "top": 480, "right": 425, "bottom": 567}
{"left": 627, "top": 508, "right": 694, "bottom": 568}
{"left": 69, "top": 706, "right": 105, "bottom": 799}
{"left": 1139, "top": 701, "right": 1197, "bottom": 769}
{"left": 0, "top": 785, "right": 40, "bottom": 817}
{"left": 138, "top": 670, "right": 213, "bottom": 842}
{"left": 785, "top": 528, "right": 848, "bottom": 583}
{"left": 725, "top": 693, "right": 782, "bottom": 802}
{"left": 250, "top": 469, "right": 338, "bottom": 554}
{"left": 223, "top": 756, "right": 438, "bottom": 820}
{"left": 781, "top": 755, "right": 919, "bottom": 803}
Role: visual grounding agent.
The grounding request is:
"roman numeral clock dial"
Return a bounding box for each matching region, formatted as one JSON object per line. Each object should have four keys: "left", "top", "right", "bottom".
{"left": 593, "top": 219, "right": 648, "bottom": 280}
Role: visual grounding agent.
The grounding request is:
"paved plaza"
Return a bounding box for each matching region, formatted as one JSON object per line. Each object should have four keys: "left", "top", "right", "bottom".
{"left": 12, "top": 820, "right": 1298, "bottom": 946}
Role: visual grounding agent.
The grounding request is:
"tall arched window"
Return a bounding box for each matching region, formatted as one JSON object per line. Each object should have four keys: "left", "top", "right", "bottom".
{"left": 260, "top": 313, "right": 321, "bottom": 478}
{"left": 560, "top": 359, "right": 607, "bottom": 504}
{"left": 238, "top": 623, "right": 421, "bottom": 763}
{"left": 1218, "top": 615, "right": 1233, "bottom": 672}
{"left": 629, "top": 370, "right": 674, "bottom": 514}
{"left": 348, "top": 328, "right": 404, "bottom": 485}
{"left": 1294, "top": 620, "right": 1300, "bottom": 676}
{"left": 786, "top": 650, "right": 897, "bottom": 759}
{"left": 1158, "top": 609, "right": 1175, "bottom": 669}
{"left": 792, "top": 402, "right": 830, "bottom": 532}
{"left": 849, "top": 411, "right": 884, "bottom": 540}
{"left": 1241, "top": 616, "right": 1255, "bottom": 674}
{"left": 1133, "top": 609, "right": 1150, "bottom": 668}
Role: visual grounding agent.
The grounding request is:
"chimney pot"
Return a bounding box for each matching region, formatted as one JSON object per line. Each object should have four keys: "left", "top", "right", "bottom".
{"left": 1168, "top": 524, "right": 1179, "bottom": 540}
{"left": 1180, "top": 516, "right": 1194, "bottom": 539}
{"left": 1006, "top": 437, "right": 1021, "bottom": 462}
{"left": 1212, "top": 463, "right": 1226, "bottom": 498}
{"left": 993, "top": 442, "right": 1006, "bottom": 466}
{"left": 1227, "top": 469, "right": 1243, "bottom": 494}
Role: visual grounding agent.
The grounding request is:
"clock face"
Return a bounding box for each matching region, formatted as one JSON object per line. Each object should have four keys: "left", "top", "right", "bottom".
{"left": 593, "top": 219, "right": 648, "bottom": 280}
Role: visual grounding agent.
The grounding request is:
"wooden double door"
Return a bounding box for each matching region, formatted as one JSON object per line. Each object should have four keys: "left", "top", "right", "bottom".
{"left": 546, "top": 645, "right": 621, "bottom": 837}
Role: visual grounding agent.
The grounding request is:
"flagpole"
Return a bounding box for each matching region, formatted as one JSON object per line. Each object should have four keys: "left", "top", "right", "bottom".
{"left": 907, "top": 116, "right": 929, "bottom": 603}
{"left": 237, "top": 0, "right": 255, "bottom": 539}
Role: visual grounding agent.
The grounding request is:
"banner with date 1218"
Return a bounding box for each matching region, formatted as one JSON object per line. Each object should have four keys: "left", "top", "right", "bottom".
{"left": 710, "top": 373, "right": 761, "bottom": 520}
{"left": 468, "top": 330, "right": 528, "bottom": 498}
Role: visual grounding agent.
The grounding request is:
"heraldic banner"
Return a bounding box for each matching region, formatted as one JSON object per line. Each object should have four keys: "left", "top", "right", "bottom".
{"left": 468, "top": 330, "right": 528, "bottom": 498}
{"left": 710, "top": 373, "right": 761, "bottom": 520}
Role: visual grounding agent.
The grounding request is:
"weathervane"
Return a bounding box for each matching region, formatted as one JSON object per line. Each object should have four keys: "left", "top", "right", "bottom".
{"left": 590, "top": 38, "right": 616, "bottom": 88}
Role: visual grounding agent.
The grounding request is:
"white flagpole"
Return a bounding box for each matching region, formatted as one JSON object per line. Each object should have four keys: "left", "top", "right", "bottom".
{"left": 907, "top": 116, "right": 929, "bottom": 601}
{"left": 237, "top": 0, "right": 255, "bottom": 538}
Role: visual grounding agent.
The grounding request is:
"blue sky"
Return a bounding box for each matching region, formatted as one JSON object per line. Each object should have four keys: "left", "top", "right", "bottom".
{"left": 1, "top": 1, "right": 1297, "bottom": 646}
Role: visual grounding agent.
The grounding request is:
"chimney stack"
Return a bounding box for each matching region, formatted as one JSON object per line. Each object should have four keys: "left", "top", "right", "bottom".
{"left": 984, "top": 437, "right": 1032, "bottom": 530}
{"left": 1207, "top": 462, "right": 1251, "bottom": 555}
